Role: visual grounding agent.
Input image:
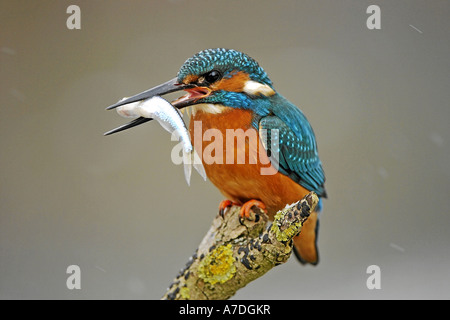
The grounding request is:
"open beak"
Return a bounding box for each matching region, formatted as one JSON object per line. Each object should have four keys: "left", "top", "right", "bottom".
{"left": 104, "top": 77, "right": 211, "bottom": 136}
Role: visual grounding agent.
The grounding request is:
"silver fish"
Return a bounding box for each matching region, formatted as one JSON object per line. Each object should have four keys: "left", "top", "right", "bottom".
{"left": 115, "top": 96, "right": 206, "bottom": 185}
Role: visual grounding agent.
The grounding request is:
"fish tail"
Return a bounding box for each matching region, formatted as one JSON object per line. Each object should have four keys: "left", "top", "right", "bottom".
{"left": 193, "top": 150, "right": 207, "bottom": 181}
{"left": 182, "top": 149, "right": 192, "bottom": 186}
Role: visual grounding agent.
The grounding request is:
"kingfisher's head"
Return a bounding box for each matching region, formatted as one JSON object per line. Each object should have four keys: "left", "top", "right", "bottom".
{"left": 105, "top": 49, "right": 276, "bottom": 134}
{"left": 174, "top": 48, "right": 275, "bottom": 107}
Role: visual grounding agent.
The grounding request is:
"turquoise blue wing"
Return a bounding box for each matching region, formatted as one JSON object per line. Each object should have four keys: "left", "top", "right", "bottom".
{"left": 258, "top": 115, "right": 327, "bottom": 198}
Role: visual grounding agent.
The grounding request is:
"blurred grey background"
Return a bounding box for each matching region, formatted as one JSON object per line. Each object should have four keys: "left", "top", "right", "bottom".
{"left": 1, "top": 0, "right": 449, "bottom": 299}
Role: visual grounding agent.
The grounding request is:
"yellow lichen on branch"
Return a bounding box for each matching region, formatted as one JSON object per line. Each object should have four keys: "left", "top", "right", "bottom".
{"left": 198, "top": 244, "right": 236, "bottom": 285}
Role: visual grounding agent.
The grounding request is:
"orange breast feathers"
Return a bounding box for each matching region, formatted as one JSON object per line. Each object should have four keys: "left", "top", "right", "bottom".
{"left": 188, "top": 107, "right": 311, "bottom": 216}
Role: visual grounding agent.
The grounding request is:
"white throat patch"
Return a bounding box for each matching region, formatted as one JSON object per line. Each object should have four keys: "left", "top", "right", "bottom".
{"left": 189, "top": 103, "right": 230, "bottom": 116}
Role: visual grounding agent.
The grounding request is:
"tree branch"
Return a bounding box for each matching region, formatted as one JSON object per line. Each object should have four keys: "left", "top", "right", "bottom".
{"left": 162, "top": 192, "right": 319, "bottom": 300}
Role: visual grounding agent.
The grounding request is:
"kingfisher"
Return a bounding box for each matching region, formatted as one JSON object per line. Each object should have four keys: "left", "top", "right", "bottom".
{"left": 106, "top": 48, "right": 327, "bottom": 265}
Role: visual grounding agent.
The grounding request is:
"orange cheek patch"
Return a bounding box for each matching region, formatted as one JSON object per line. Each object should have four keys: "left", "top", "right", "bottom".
{"left": 182, "top": 74, "right": 199, "bottom": 84}
{"left": 213, "top": 71, "right": 250, "bottom": 92}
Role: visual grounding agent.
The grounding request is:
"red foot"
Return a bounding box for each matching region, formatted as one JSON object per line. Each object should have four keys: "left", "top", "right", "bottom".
{"left": 218, "top": 200, "right": 238, "bottom": 218}
{"left": 239, "top": 200, "right": 267, "bottom": 223}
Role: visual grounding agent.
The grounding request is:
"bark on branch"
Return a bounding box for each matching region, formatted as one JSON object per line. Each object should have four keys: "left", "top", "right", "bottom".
{"left": 162, "top": 192, "right": 319, "bottom": 300}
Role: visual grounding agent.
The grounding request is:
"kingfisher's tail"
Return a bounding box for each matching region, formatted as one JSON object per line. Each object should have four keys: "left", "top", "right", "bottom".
{"left": 292, "top": 210, "right": 320, "bottom": 265}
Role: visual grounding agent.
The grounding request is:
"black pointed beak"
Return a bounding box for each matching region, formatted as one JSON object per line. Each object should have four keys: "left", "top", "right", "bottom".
{"left": 106, "top": 77, "right": 189, "bottom": 110}
{"left": 104, "top": 77, "right": 193, "bottom": 136}
{"left": 103, "top": 117, "right": 152, "bottom": 136}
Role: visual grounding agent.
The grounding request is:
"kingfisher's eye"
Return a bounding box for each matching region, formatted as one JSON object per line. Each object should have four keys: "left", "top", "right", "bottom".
{"left": 204, "top": 70, "right": 221, "bottom": 84}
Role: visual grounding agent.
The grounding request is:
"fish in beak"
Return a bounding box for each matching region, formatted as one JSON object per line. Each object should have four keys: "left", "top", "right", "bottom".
{"left": 104, "top": 77, "right": 211, "bottom": 136}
